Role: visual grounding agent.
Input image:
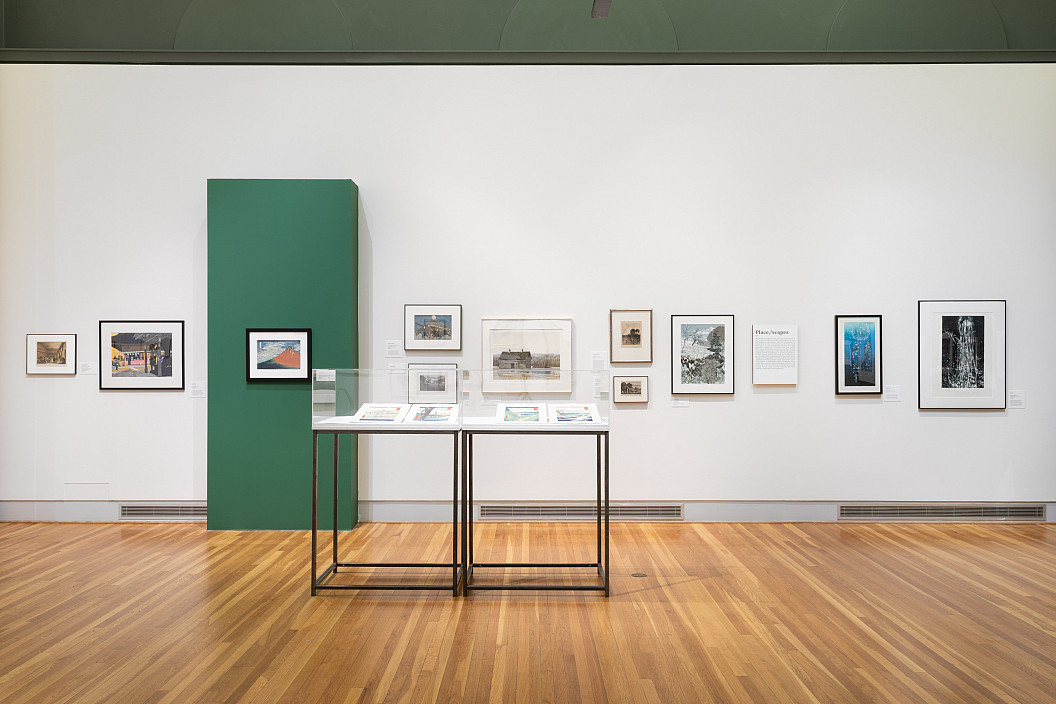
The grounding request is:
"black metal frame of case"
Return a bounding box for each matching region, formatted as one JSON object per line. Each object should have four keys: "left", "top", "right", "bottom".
{"left": 461, "top": 428, "right": 610, "bottom": 596}
{"left": 311, "top": 428, "right": 464, "bottom": 596}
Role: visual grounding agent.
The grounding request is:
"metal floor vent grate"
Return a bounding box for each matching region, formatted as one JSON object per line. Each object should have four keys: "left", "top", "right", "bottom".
{"left": 120, "top": 504, "right": 207, "bottom": 521}
{"left": 839, "top": 504, "right": 1045, "bottom": 522}
{"left": 479, "top": 504, "right": 683, "bottom": 521}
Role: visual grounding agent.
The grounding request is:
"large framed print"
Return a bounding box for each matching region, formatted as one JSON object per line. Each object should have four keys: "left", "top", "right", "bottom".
{"left": 407, "top": 363, "right": 458, "bottom": 403}
{"left": 835, "top": 315, "right": 882, "bottom": 395}
{"left": 918, "top": 300, "right": 1006, "bottom": 409}
{"left": 100, "top": 320, "right": 184, "bottom": 390}
{"left": 27, "top": 333, "right": 77, "bottom": 375}
{"left": 613, "top": 375, "right": 648, "bottom": 403}
{"left": 247, "top": 328, "right": 311, "bottom": 382}
{"left": 481, "top": 317, "right": 572, "bottom": 393}
{"left": 672, "top": 314, "right": 734, "bottom": 394}
{"left": 404, "top": 304, "right": 462, "bottom": 351}
{"left": 609, "top": 309, "right": 652, "bottom": 363}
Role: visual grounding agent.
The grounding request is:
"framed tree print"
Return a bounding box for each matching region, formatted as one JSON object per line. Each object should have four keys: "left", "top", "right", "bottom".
{"left": 613, "top": 375, "right": 648, "bottom": 403}
{"left": 404, "top": 304, "right": 462, "bottom": 351}
{"left": 671, "top": 314, "right": 734, "bottom": 394}
{"left": 609, "top": 310, "right": 652, "bottom": 363}
{"left": 918, "top": 300, "right": 1006, "bottom": 409}
{"left": 247, "top": 328, "right": 311, "bottom": 382}
{"left": 100, "top": 320, "right": 184, "bottom": 390}
{"left": 26, "top": 333, "right": 77, "bottom": 375}
{"left": 835, "top": 315, "right": 882, "bottom": 395}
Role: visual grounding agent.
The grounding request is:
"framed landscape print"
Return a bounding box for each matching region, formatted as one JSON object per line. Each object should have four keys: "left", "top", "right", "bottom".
{"left": 407, "top": 363, "right": 458, "bottom": 403}
{"left": 100, "top": 320, "right": 184, "bottom": 390}
{"left": 26, "top": 333, "right": 76, "bottom": 375}
{"left": 613, "top": 375, "right": 648, "bottom": 403}
{"left": 835, "top": 315, "right": 882, "bottom": 395}
{"left": 246, "top": 328, "right": 311, "bottom": 382}
{"left": 481, "top": 317, "right": 572, "bottom": 393}
{"left": 671, "top": 314, "right": 734, "bottom": 394}
{"left": 609, "top": 309, "right": 652, "bottom": 363}
{"left": 918, "top": 300, "right": 1006, "bottom": 409}
{"left": 404, "top": 304, "right": 462, "bottom": 351}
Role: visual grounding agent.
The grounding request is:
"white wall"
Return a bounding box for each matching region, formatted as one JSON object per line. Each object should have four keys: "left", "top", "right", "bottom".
{"left": 2, "top": 63, "right": 1054, "bottom": 514}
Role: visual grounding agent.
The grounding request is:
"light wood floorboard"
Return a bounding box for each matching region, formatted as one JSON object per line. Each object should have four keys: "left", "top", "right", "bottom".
{"left": 1, "top": 521, "right": 1054, "bottom": 703}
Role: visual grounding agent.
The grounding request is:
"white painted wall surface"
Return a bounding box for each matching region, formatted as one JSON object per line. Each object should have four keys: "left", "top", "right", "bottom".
{"left": 1, "top": 64, "right": 1054, "bottom": 508}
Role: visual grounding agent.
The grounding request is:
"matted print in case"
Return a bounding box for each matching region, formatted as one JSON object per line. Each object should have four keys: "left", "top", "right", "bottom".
{"left": 918, "top": 300, "right": 1006, "bottom": 409}
{"left": 247, "top": 328, "right": 311, "bottom": 382}
{"left": 609, "top": 309, "right": 652, "bottom": 363}
{"left": 481, "top": 318, "right": 572, "bottom": 393}
{"left": 26, "top": 333, "right": 77, "bottom": 375}
{"left": 835, "top": 315, "right": 882, "bottom": 395}
{"left": 404, "top": 305, "right": 462, "bottom": 351}
{"left": 671, "top": 315, "right": 734, "bottom": 394}
{"left": 100, "top": 320, "right": 184, "bottom": 390}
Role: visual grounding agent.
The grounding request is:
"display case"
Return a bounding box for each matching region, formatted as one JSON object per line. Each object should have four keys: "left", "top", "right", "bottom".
{"left": 310, "top": 368, "right": 463, "bottom": 595}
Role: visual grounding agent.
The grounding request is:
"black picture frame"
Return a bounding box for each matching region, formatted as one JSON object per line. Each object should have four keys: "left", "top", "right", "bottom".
{"left": 100, "top": 320, "right": 185, "bottom": 390}
{"left": 246, "top": 328, "right": 312, "bottom": 382}
{"left": 834, "top": 315, "right": 883, "bottom": 395}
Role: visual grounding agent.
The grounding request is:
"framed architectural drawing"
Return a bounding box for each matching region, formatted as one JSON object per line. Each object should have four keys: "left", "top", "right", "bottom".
{"left": 609, "top": 309, "right": 652, "bottom": 363}
{"left": 481, "top": 318, "right": 572, "bottom": 393}
{"left": 246, "top": 328, "right": 311, "bottom": 382}
{"left": 404, "top": 304, "right": 462, "bottom": 351}
{"left": 100, "top": 320, "right": 184, "bottom": 390}
{"left": 918, "top": 300, "right": 1006, "bottom": 409}
{"left": 613, "top": 375, "right": 648, "bottom": 403}
{"left": 407, "top": 363, "right": 458, "bottom": 403}
{"left": 671, "top": 314, "right": 734, "bottom": 394}
{"left": 835, "top": 316, "right": 882, "bottom": 395}
{"left": 26, "top": 333, "right": 76, "bottom": 375}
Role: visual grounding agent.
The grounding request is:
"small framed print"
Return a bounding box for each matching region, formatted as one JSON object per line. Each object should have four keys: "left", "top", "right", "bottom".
{"left": 100, "top": 320, "right": 184, "bottom": 390}
{"left": 610, "top": 309, "right": 652, "bottom": 363}
{"left": 918, "top": 300, "right": 1006, "bottom": 409}
{"left": 672, "top": 314, "right": 734, "bottom": 394}
{"left": 246, "top": 328, "right": 311, "bottom": 382}
{"left": 407, "top": 363, "right": 458, "bottom": 403}
{"left": 613, "top": 375, "right": 648, "bottom": 403}
{"left": 835, "top": 315, "right": 882, "bottom": 395}
{"left": 405, "top": 304, "right": 462, "bottom": 351}
{"left": 27, "top": 334, "right": 77, "bottom": 375}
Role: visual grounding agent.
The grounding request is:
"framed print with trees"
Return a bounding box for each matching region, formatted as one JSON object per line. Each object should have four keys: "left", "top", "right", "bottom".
{"left": 671, "top": 314, "right": 734, "bottom": 394}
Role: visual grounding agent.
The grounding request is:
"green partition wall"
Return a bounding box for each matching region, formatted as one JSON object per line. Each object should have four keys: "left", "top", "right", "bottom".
{"left": 207, "top": 179, "right": 357, "bottom": 530}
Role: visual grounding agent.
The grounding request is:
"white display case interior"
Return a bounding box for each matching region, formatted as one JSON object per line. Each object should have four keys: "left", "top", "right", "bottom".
{"left": 461, "top": 369, "right": 609, "bottom": 431}
{"left": 312, "top": 368, "right": 462, "bottom": 431}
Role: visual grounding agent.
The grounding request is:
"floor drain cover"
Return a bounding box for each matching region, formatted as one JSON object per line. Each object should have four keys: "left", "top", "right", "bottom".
{"left": 632, "top": 573, "right": 647, "bottom": 578}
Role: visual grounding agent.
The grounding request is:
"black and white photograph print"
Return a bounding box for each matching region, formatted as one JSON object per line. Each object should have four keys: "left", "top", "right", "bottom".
{"left": 100, "top": 320, "right": 185, "bottom": 390}
{"left": 613, "top": 375, "right": 649, "bottom": 403}
{"left": 671, "top": 314, "right": 734, "bottom": 394}
{"left": 918, "top": 300, "right": 1006, "bottom": 409}
{"left": 407, "top": 363, "right": 458, "bottom": 403}
{"left": 26, "top": 333, "right": 77, "bottom": 375}
{"left": 610, "top": 309, "right": 652, "bottom": 364}
{"left": 404, "top": 305, "right": 462, "bottom": 351}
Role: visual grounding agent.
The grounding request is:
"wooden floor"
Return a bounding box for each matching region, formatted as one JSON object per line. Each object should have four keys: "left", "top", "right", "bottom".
{"left": 1, "top": 522, "right": 1055, "bottom": 703}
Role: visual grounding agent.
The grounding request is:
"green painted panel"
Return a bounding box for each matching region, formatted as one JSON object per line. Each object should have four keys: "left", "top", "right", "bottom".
{"left": 500, "top": 0, "right": 677, "bottom": 51}
{"left": 207, "top": 179, "right": 357, "bottom": 530}
{"left": 338, "top": 0, "right": 518, "bottom": 51}
{"left": 828, "top": 0, "right": 1009, "bottom": 50}
{"left": 660, "top": 0, "right": 846, "bottom": 51}
{"left": 175, "top": 0, "right": 353, "bottom": 50}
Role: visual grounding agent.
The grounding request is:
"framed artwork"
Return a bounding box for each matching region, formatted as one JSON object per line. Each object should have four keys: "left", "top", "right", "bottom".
{"left": 609, "top": 309, "right": 652, "bottom": 363}
{"left": 404, "top": 304, "right": 462, "bottom": 351}
{"left": 613, "top": 375, "right": 648, "bottom": 403}
{"left": 407, "top": 363, "right": 458, "bottom": 403}
{"left": 918, "top": 300, "right": 1006, "bottom": 409}
{"left": 100, "top": 320, "right": 184, "bottom": 390}
{"left": 26, "top": 333, "right": 77, "bottom": 375}
{"left": 481, "top": 318, "right": 572, "bottom": 393}
{"left": 246, "top": 328, "right": 311, "bottom": 382}
{"left": 671, "top": 314, "right": 734, "bottom": 394}
{"left": 835, "top": 315, "right": 882, "bottom": 395}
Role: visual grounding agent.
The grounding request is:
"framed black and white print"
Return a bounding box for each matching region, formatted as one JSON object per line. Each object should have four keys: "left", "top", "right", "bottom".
{"left": 835, "top": 315, "right": 882, "bottom": 395}
{"left": 404, "top": 304, "right": 462, "bottom": 351}
{"left": 671, "top": 314, "right": 734, "bottom": 394}
{"left": 100, "top": 320, "right": 184, "bottom": 390}
{"left": 246, "top": 328, "right": 311, "bottom": 382}
{"left": 918, "top": 300, "right": 1006, "bottom": 409}
{"left": 27, "top": 333, "right": 77, "bottom": 375}
{"left": 407, "top": 363, "right": 458, "bottom": 403}
{"left": 610, "top": 310, "right": 652, "bottom": 363}
{"left": 613, "top": 375, "right": 648, "bottom": 403}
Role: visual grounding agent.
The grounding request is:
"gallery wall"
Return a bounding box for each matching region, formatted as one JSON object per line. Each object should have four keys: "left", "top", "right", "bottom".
{"left": 1, "top": 63, "right": 1054, "bottom": 521}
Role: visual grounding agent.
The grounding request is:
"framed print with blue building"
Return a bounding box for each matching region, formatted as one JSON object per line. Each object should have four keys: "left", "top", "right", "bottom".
{"left": 835, "top": 315, "right": 882, "bottom": 395}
